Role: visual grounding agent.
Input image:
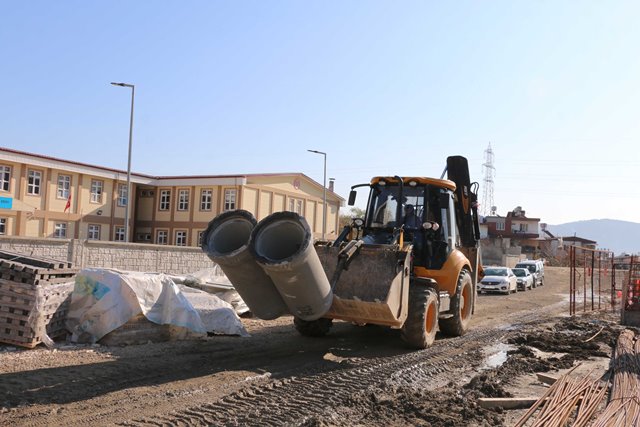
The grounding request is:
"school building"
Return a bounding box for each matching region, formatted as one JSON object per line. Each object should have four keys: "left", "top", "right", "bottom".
{"left": 0, "top": 147, "right": 344, "bottom": 246}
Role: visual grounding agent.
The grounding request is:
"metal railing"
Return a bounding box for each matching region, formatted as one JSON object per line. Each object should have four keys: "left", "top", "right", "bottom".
{"left": 569, "top": 246, "right": 615, "bottom": 316}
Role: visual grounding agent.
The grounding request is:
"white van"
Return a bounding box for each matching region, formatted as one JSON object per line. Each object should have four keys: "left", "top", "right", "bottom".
{"left": 514, "top": 260, "right": 544, "bottom": 287}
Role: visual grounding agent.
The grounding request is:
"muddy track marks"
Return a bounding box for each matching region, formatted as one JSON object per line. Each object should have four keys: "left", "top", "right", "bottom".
{"left": 124, "top": 329, "right": 508, "bottom": 426}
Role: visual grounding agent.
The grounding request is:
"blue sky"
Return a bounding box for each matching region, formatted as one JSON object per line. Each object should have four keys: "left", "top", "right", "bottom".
{"left": 1, "top": 1, "right": 639, "bottom": 224}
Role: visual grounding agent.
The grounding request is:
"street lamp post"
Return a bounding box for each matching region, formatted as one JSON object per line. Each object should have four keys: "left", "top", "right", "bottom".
{"left": 111, "top": 82, "right": 135, "bottom": 242}
{"left": 307, "top": 149, "right": 326, "bottom": 240}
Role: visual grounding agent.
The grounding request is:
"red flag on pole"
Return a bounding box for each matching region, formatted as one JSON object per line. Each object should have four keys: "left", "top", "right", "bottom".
{"left": 64, "top": 194, "right": 71, "bottom": 213}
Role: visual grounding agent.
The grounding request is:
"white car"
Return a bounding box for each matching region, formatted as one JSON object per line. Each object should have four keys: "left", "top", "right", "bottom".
{"left": 478, "top": 267, "right": 518, "bottom": 294}
{"left": 513, "top": 268, "right": 534, "bottom": 291}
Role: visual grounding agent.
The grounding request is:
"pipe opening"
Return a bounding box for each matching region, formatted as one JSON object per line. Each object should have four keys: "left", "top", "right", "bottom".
{"left": 207, "top": 218, "right": 253, "bottom": 255}
{"left": 254, "top": 219, "right": 307, "bottom": 262}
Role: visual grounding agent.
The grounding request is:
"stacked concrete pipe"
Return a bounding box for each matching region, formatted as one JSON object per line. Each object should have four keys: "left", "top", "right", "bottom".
{"left": 200, "top": 210, "right": 288, "bottom": 320}
{"left": 249, "top": 211, "right": 333, "bottom": 321}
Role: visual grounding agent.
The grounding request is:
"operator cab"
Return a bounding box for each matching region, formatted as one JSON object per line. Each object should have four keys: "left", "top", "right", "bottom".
{"left": 348, "top": 177, "right": 458, "bottom": 270}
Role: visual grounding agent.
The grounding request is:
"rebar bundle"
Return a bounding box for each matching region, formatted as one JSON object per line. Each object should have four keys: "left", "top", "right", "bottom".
{"left": 514, "top": 366, "right": 607, "bottom": 427}
{"left": 591, "top": 329, "right": 640, "bottom": 427}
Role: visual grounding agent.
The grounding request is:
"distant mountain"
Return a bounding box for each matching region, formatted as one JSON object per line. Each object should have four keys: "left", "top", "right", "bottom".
{"left": 547, "top": 219, "right": 640, "bottom": 255}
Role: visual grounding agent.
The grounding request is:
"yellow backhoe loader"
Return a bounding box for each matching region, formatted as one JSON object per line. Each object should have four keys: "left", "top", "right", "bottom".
{"left": 202, "top": 156, "right": 481, "bottom": 349}
{"left": 294, "top": 156, "right": 482, "bottom": 348}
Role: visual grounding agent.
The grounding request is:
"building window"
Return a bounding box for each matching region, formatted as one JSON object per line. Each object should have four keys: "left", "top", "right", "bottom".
{"left": 200, "top": 189, "right": 212, "bottom": 211}
{"left": 519, "top": 223, "right": 529, "bottom": 232}
{"left": 88, "top": 224, "right": 101, "bottom": 240}
{"left": 27, "top": 170, "right": 42, "bottom": 195}
{"left": 0, "top": 218, "right": 6, "bottom": 234}
{"left": 90, "top": 180, "right": 103, "bottom": 203}
{"left": 175, "top": 230, "right": 187, "bottom": 246}
{"left": 57, "top": 174, "right": 71, "bottom": 199}
{"left": 178, "top": 189, "right": 190, "bottom": 211}
{"left": 197, "top": 230, "right": 205, "bottom": 246}
{"left": 496, "top": 222, "right": 505, "bottom": 231}
{"left": 159, "top": 190, "right": 171, "bottom": 211}
{"left": 156, "top": 230, "right": 168, "bottom": 245}
{"left": 224, "top": 189, "right": 236, "bottom": 211}
{"left": 114, "top": 226, "right": 125, "bottom": 242}
{"left": 118, "top": 184, "right": 128, "bottom": 207}
{"left": 289, "top": 198, "right": 304, "bottom": 215}
{"left": 54, "top": 223, "right": 67, "bottom": 238}
{"left": 0, "top": 166, "right": 11, "bottom": 191}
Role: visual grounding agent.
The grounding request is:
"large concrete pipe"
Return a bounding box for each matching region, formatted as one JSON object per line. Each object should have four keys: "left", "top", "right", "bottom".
{"left": 249, "top": 212, "right": 333, "bottom": 321}
{"left": 201, "top": 210, "right": 288, "bottom": 320}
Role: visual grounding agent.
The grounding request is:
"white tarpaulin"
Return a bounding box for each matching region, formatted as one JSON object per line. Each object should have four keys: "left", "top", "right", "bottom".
{"left": 179, "top": 267, "right": 250, "bottom": 316}
{"left": 67, "top": 268, "right": 248, "bottom": 343}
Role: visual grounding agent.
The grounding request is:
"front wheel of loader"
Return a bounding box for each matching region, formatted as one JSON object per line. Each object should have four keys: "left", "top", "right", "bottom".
{"left": 401, "top": 285, "right": 439, "bottom": 349}
{"left": 439, "top": 269, "right": 473, "bottom": 337}
{"left": 293, "top": 317, "right": 333, "bottom": 337}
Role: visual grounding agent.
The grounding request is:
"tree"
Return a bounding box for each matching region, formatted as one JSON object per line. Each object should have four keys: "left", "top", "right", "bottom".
{"left": 339, "top": 207, "right": 365, "bottom": 228}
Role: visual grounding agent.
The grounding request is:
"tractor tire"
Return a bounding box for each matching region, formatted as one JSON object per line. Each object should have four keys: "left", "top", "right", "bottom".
{"left": 401, "top": 284, "right": 439, "bottom": 349}
{"left": 293, "top": 317, "right": 333, "bottom": 337}
{"left": 439, "top": 269, "right": 473, "bottom": 337}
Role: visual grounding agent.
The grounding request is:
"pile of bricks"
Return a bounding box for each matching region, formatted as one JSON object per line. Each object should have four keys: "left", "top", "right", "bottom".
{"left": 0, "top": 250, "right": 77, "bottom": 348}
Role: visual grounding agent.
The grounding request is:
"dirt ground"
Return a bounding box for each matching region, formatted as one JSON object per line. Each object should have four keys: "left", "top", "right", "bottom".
{"left": 0, "top": 267, "right": 625, "bottom": 426}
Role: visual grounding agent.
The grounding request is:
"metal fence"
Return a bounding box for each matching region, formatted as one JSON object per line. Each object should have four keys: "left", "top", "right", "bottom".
{"left": 621, "top": 256, "right": 640, "bottom": 326}
{"left": 569, "top": 246, "right": 640, "bottom": 326}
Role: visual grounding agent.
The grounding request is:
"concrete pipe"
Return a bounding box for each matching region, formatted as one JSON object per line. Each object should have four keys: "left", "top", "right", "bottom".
{"left": 250, "top": 211, "right": 333, "bottom": 321}
{"left": 201, "top": 210, "right": 288, "bottom": 320}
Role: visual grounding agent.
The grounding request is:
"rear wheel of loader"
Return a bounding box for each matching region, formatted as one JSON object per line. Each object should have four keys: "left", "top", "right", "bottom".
{"left": 439, "top": 269, "right": 473, "bottom": 337}
{"left": 401, "top": 285, "right": 439, "bottom": 349}
{"left": 293, "top": 317, "right": 333, "bottom": 337}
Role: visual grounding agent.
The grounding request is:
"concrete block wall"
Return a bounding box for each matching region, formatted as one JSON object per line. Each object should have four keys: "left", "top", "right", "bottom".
{"left": 0, "top": 236, "right": 214, "bottom": 275}
{"left": 0, "top": 236, "right": 72, "bottom": 263}
{"left": 79, "top": 240, "right": 213, "bottom": 274}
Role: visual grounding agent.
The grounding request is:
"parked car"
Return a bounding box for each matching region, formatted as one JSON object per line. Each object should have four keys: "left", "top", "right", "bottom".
{"left": 478, "top": 267, "right": 518, "bottom": 294}
{"left": 513, "top": 267, "right": 533, "bottom": 291}
{"left": 514, "top": 260, "right": 544, "bottom": 287}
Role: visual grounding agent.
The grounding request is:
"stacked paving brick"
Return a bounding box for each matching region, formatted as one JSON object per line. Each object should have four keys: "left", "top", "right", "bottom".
{"left": 0, "top": 250, "right": 77, "bottom": 348}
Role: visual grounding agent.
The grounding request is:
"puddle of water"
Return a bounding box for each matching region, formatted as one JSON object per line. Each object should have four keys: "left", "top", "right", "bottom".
{"left": 481, "top": 343, "right": 515, "bottom": 370}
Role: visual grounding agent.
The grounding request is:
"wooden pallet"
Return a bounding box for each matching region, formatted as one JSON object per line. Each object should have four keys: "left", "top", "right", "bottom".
{"left": 99, "top": 314, "right": 172, "bottom": 346}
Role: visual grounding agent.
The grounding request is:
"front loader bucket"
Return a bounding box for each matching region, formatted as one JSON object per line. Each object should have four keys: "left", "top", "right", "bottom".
{"left": 315, "top": 244, "right": 412, "bottom": 328}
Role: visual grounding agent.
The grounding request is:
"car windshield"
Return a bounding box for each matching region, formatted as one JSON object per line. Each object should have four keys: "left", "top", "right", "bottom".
{"left": 517, "top": 264, "right": 536, "bottom": 273}
{"left": 513, "top": 269, "right": 527, "bottom": 277}
{"left": 485, "top": 268, "right": 507, "bottom": 276}
{"left": 368, "top": 185, "right": 425, "bottom": 228}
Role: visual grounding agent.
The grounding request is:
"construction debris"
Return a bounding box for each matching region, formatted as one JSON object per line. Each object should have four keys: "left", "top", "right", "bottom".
{"left": 478, "top": 397, "right": 539, "bottom": 409}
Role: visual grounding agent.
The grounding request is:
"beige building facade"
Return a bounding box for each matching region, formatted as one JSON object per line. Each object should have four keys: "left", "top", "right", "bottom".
{"left": 0, "top": 147, "right": 344, "bottom": 246}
